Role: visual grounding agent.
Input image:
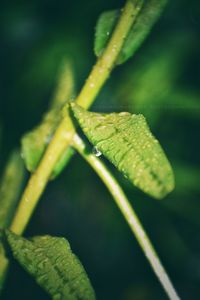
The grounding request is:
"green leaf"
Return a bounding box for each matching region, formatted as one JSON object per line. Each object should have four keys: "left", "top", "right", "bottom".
{"left": 5, "top": 231, "right": 96, "bottom": 300}
{"left": 94, "top": 10, "right": 120, "bottom": 57}
{"left": 94, "top": 0, "right": 167, "bottom": 64}
{"left": 0, "top": 151, "right": 25, "bottom": 228}
{"left": 71, "top": 103, "right": 174, "bottom": 199}
{"left": 0, "top": 151, "right": 25, "bottom": 290}
{"left": 21, "top": 109, "right": 63, "bottom": 172}
{"left": 21, "top": 61, "right": 75, "bottom": 178}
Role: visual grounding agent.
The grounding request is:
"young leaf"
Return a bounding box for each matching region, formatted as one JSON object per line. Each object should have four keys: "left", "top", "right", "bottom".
{"left": 0, "top": 151, "right": 25, "bottom": 228}
{"left": 94, "top": 0, "right": 167, "bottom": 64}
{"left": 5, "top": 231, "right": 96, "bottom": 300}
{"left": 94, "top": 10, "right": 120, "bottom": 57}
{"left": 21, "top": 61, "right": 75, "bottom": 178}
{"left": 71, "top": 103, "right": 174, "bottom": 199}
{"left": 21, "top": 108, "right": 64, "bottom": 172}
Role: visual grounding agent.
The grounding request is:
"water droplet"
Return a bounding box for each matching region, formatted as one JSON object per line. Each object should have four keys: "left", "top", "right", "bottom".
{"left": 93, "top": 146, "right": 102, "bottom": 157}
{"left": 106, "top": 31, "right": 110, "bottom": 36}
{"left": 119, "top": 112, "right": 130, "bottom": 116}
{"left": 99, "top": 67, "right": 104, "bottom": 74}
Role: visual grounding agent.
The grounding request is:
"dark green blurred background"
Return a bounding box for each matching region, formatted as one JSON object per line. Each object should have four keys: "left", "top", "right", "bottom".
{"left": 1, "top": 0, "right": 200, "bottom": 299}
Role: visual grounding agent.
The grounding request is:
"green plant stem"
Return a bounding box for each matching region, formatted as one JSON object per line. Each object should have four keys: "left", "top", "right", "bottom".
{"left": 72, "top": 134, "right": 180, "bottom": 300}
{"left": 10, "top": 0, "right": 143, "bottom": 235}
{"left": 76, "top": 0, "right": 143, "bottom": 108}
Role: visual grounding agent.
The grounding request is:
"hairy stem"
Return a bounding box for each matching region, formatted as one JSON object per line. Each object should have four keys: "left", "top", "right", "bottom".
{"left": 10, "top": 0, "right": 142, "bottom": 235}
{"left": 72, "top": 134, "right": 180, "bottom": 300}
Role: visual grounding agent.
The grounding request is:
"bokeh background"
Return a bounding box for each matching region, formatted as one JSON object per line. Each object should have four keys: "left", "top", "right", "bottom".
{"left": 1, "top": 0, "right": 200, "bottom": 299}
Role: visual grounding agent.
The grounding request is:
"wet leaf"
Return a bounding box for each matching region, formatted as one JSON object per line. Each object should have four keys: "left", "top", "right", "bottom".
{"left": 94, "top": 0, "right": 167, "bottom": 64}
{"left": 21, "top": 109, "right": 63, "bottom": 172}
{"left": 94, "top": 9, "right": 120, "bottom": 57}
{"left": 71, "top": 103, "right": 174, "bottom": 199}
{"left": 6, "top": 231, "right": 96, "bottom": 300}
{"left": 21, "top": 61, "right": 75, "bottom": 178}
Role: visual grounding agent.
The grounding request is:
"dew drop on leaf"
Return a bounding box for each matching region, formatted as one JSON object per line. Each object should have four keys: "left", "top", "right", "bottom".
{"left": 93, "top": 146, "right": 102, "bottom": 157}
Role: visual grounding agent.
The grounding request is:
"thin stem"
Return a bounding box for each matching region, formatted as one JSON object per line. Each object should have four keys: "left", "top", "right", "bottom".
{"left": 10, "top": 0, "right": 143, "bottom": 235}
{"left": 72, "top": 134, "right": 180, "bottom": 300}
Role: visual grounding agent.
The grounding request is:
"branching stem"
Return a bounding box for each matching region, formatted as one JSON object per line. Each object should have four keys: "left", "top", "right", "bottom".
{"left": 10, "top": 0, "right": 141, "bottom": 234}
